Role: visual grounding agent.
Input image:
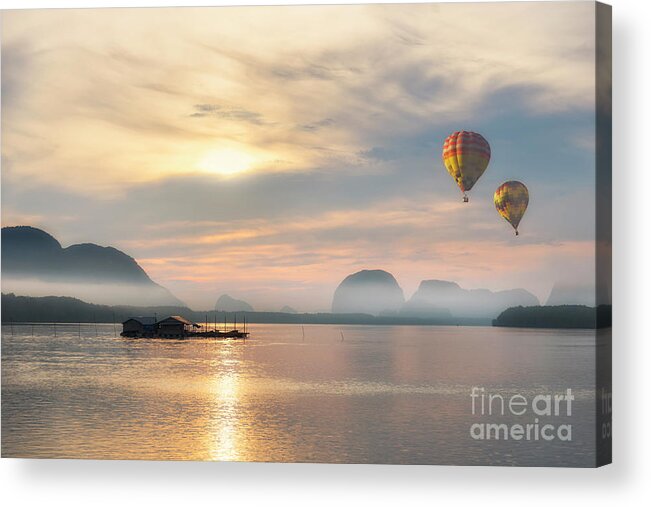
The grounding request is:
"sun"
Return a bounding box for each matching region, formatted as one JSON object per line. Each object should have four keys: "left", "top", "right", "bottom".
{"left": 197, "top": 147, "right": 261, "bottom": 177}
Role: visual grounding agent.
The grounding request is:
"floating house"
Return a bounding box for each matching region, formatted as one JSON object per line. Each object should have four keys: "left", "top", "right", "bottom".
{"left": 121, "top": 316, "right": 157, "bottom": 337}
{"left": 120, "top": 315, "right": 247, "bottom": 339}
{"left": 156, "top": 316, "right": 200, "bottom": 338}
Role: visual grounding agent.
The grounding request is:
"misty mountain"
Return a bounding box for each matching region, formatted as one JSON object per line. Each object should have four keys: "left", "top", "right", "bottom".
{"left": 406, "top": 280, "right": 540, "bottom": 319}
{"left": 215, "top": 294, "right": 254, "bottom": 312}
{"left": 546, "top": 281, "right": 595, "bottom": 306}
{"left": 399, "top": 300, "right": 453, "bottom": 320}
{"left": 332, "top": 269, "right": 405, "bottom": 316}
{"left": 280, "top": 305, "right": 298, "bottom": 314}
{"left": 1, "top": 226, "right": 182, "bottom": 306}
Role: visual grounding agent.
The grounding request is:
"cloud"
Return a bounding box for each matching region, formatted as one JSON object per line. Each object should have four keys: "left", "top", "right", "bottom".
{"left": 2, "top": 3, "right": 596, "bottom": 192}
{"left": 0, "top": 40, "right": 33, "bottom": 105}
{"left": 299, "top": 118, "right": 335, "bottom": 132}
{"left": 359, "top": 146, "right": 401, "bottom": 162}
{"left": 189, "top": 104, "right": 268, "bottom": 125}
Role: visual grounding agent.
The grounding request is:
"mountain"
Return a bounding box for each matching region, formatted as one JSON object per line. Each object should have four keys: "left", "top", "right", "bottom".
{"left": 546, "top": 281, "right": 595, "bottom": 306}
{"left": 280, "top": 305, "right": 298, "bottom": 314}
{"left": 215, "top": 294, "right": 254, "bottom": 312}
{"left": 2, "top": 292, "right": 191, "bottom": 324}
{"left": 407, "top": 279, "right": 539, "bottom": 319}
{"left": 332, "top": 269, "right": 405, "bottom": 315}
{"left": 1, "top": 226, "right": 182, "bottom": 306}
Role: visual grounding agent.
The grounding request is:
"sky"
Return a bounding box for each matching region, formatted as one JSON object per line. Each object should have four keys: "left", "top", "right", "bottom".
{"left": 1, "top": 2, "right": 601, "bottom": 311}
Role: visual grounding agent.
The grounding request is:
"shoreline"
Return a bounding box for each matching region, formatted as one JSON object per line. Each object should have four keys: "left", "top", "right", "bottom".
{"left": 2, "top": 293, "right": 610, "bottom": 330}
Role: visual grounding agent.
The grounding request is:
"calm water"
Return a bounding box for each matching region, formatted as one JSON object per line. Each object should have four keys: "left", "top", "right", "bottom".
{"left": 2, "top": 323, "right": 597, "bottom": 466}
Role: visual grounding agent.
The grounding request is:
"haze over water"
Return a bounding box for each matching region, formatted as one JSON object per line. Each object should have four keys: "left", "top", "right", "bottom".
{"left": 2, "top": 323, "right": 596, "bottom": 466}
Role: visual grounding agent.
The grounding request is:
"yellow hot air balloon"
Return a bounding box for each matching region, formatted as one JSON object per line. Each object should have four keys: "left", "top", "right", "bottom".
{"left": 442, "top": 131, "right": 491, "bottom": 202}
{"left": 494, "top": 181, "right": 529, "bottom": 236}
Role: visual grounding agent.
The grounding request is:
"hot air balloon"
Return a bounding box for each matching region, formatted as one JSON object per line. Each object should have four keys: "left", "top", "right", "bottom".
{"left": 442, "top": 131, "right": 491, "bottom": 202}
{"left": 494, "top": 181, "right": 529, "bottom": 236}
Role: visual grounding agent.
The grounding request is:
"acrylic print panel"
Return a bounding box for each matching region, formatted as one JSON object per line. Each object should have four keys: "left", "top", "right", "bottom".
{"left": 0, "top": 2, "right": 611, "bottom": 466}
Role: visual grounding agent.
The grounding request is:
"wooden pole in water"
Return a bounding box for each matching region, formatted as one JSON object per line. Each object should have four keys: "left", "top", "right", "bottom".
{"left": 78, "top": 322, "right": 81, "bottom": 338}
{"left": 53, "top": 322, "right": 57, "bottom": 337}
{"left": 113, "top": 312, "right": 117, "bottom": 337}
{"left": 32, "top": 323, "right": 34, "bottom": 337}
{"left": 234, "top": 314, "right": 237, "bottom": 331}
{"left": 340, "top": 330, "right": 344, "bottom": 342}
{"left": 302, "top": 325, "right": 305, "bottom": 341}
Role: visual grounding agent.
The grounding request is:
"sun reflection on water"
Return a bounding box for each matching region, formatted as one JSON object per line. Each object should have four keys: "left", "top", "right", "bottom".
{"left": 208, "top": 344, "right": 242, "bottom": 461}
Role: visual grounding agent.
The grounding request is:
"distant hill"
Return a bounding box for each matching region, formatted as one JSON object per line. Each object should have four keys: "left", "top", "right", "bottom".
{"left": 280, "top": 305, "right": 298, "bottom": 314}
{"left": 1, "top": 226, "right": 182, "bottom": 306}
{"left": 1, "top": 293, "right": 191, "bottom": 324}
{"left": 215, "top": 294, "right": 254, "bottom": 312}
{"left": 332, "top": 270, "right": 405, "bottom": 316}
{"left": 493, "top": 305, "right": 612, "bottom": 329}
{"left": 331, "top": 270, "right": 538, "bottom": 319}
{"left": 407, "top": 279, "right": 539, "bottom": 319}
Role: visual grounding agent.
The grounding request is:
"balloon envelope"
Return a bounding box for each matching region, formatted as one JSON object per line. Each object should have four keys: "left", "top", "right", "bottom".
{"left": 442, "top": 131, "right": 491, "bottom": 198}
{"left": 494, "top": 181, "right": 529, "bottom": 234}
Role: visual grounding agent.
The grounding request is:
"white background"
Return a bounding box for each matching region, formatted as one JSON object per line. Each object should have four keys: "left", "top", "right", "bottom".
{"left": 0, "top": 0, "right": 648, "bottom": 505}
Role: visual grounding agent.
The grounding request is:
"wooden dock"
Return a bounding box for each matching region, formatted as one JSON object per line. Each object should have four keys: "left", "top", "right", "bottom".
{"left": 121, "top": 329, "right": 248, "bottom": 339}
{"left": 186, "top": 329, "right": 249, "bottom": 339}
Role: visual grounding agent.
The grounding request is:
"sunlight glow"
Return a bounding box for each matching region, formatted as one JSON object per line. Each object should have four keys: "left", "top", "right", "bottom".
{"left": 198, "top": 148, "right": 261, "bottom": 177}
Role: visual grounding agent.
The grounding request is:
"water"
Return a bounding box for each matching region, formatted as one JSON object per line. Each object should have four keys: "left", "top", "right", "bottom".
{"left": 2, "top": 323, "right": 597, "bottom": 466}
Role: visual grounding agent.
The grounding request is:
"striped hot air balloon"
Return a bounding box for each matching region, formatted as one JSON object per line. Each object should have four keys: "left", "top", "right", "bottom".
{"left": 494, "top": 181, "right": 529, "bottom": 236}
{"left": 442, "top": 131, "right": 491, "bottom": 202}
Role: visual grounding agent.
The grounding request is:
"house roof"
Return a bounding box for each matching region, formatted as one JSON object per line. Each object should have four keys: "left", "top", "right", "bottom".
{"left": 123, "top": 316, "right": 156, "bottom": 326}
{"left": 157, "top": 315, "right": 199, "bottom": 327}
